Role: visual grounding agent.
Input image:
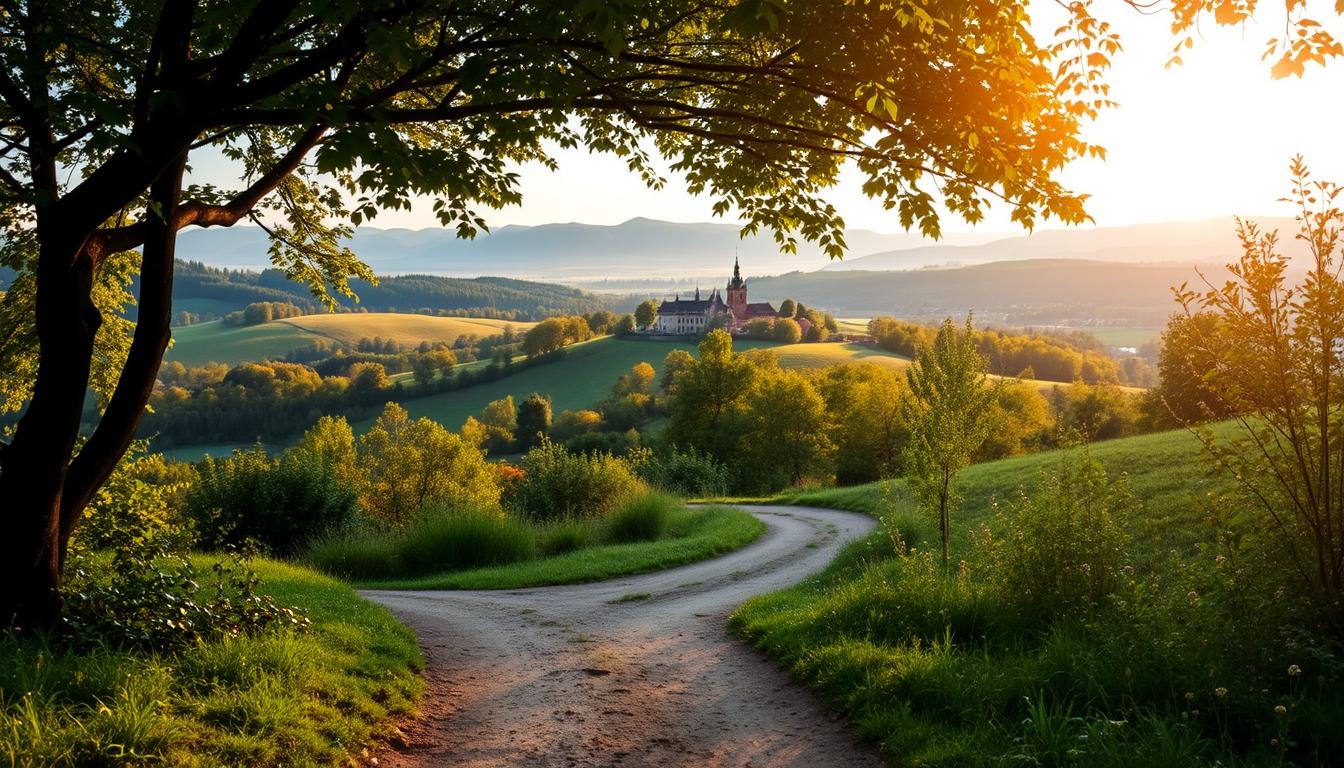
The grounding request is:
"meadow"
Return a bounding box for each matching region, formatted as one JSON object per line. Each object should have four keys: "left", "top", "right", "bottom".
{"left": 0, "top": 559, "right": 422, "bottom": 767}
{"left": 729, "top": 422, "right": 1342, "bottom": 765}
{"left": 166, "top": 313, "right": 535, "bottom": 367}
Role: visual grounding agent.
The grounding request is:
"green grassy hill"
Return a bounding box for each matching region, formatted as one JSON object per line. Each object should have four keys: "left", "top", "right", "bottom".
{"left": 167, "top": 313, "right": 536, "bottom": 367}
{"left": 773, "top": 421, "right": 1238, "bottom": 562}
{"left": 352, "top": 336, "right": 778, "bottom": 433}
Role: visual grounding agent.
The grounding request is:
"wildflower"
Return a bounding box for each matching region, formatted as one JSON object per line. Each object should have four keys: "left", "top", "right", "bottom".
{"left": 1275, "top": 705, "right": 1287, "bottom": 716}
{"left": 1214, "top": 554, "right": 1226, "bottom": 565}
{"left": 1288, "top": 664, "right": 1301, "bottom": 677}
{"left": 1186, "top": 589, "right": 1199, "bottom": 605}
{"left": 1215, "top": 687, "right": 1227, "bottom": 698}
{"left": 1184, "top": 692, "right": 1195, "bottom": 701}
{"left": 1270, "top": 738, "right": 1280, "bottom": 748}
{"left": 1123, "top": 565, "right": 1135, "bottom": 577}
{"left": 1191, "top": 709, "right": 1200, "bottom": 717}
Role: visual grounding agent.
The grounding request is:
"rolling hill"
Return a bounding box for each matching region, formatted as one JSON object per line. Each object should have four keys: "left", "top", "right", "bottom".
{"left": 167, "top": 313, "right": 534, "bottom": 367}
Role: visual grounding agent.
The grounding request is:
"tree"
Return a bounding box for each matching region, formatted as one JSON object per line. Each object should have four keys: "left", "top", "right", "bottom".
{"left": 522, "top": 318, "right": 570, "bottom": 357}
{"left": 515, "top": 393, "right": 553, "bottom": 452}
{"left": 614, "top": 314, "right": 637, "bottom": 336}
{"left": 666, "top": 330, "right": 754, "bottom": 461}
{"left": 741, "top": 369, "right": 833, "bottom": 490}
{"left": 818, "top": 364, "right": 907, "bottom": 484}
{"left": 614, "top": 362, "right": 656, "bottom": 397}
{"left": 777, "top": 299, "right": 797, "bottom": 318}
{"left": 1153, "top": 311, "right": 1231, "bottom": 425}
{"left": 660, "top": 349, "right": 695, "bottom": 395}
{"left": 901, "top": 316, "right": 996, "bottom": 571}
{"left": 773, "top": 317, "right": 802, "bottom": 343}
{"left": 357, "top": 403, "right": 500, "bottom": 526}
{"left": 289, "top": 415, "right": 358, "bottom": 489}
{"left": 635, "top": 300, "right": 659, "bottom": 331}
{"left": 1176, "top": 158, "right": 1344, "bottom": 631}
{"left": 0, "top": 0, "right": 1124, "bottom": 627}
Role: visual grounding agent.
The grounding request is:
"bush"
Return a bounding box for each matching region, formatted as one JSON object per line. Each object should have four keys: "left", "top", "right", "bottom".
{"left": 394, "top": 507, "right": 535, "bottom": 575}
{"left": 306, "top": 507, "right": 535, "bottom": 580}
{"left": 186, "top": 448, "right": 359, "bottom": 556}
{"left": 536, "top": 518, "right": 593, "bottom": 556}
{"left": 604, "top": 492, "right": 677, "bottom": 543}
{"left": 977, "top": 449, "right": 1132, "bottom": 625}
{"left": 62, "top": 546, "right": 309, "bottom": 652}
{"left": 509, "top": 441, "right": 644, "bottom": 521}
{"left": 635, "top": 447, "right": 731, "bottom": 498}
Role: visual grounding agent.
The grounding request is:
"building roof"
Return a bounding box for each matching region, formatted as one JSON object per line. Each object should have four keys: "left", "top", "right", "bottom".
{"left": 658, "top": 291, "right": 727, "bottom": 316}
{"left": 743, "top": 302, "right": 777, "bottom": 318}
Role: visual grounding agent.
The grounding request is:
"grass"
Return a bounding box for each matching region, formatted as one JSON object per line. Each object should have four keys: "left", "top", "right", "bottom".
{"left": 752, "top": 422, "right": 1239, "bottom": 564}
{"left": 727, "top": 422, "right": 1338, "bottom": 766}
{"left": 355, "top": 505, "right": 765, "bottom": 590}
{"left": 167, "top": 312, "right": 536, "bottom": 367}
{"left": 0, "top": 558, "right": 422, "bottom": 767}
{"left": 352, "top": 336, "right": 777, "bottom": 433}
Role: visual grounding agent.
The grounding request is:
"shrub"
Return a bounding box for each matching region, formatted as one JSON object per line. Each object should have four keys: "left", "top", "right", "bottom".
{"left": 186, "top": 448, "right": 359, "bottom": 556}
{"left": 536, "top": 518, "right": 592, "bottom": 556}
{"left": 307, "top": 507, "right": 535, "bottom": 580}
{"left": 63, "top": 546, "right": 308, "bottom": 652}
{"left": 509, "top": 441, "right": 644, "bottom": 521}
{"left": 604, "top": 492, "right": 677, "bottom": 543}
{"left": 635, "top": 447, "right": 731, "bottom": 497}
{"left": 977, "top": 449, "right": 1132, "bottom": 625}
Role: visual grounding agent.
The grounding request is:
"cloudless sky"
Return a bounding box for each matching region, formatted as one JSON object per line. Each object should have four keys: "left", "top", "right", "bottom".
{"left": 193, "top": 3, "right": 1344, "bottom": 237}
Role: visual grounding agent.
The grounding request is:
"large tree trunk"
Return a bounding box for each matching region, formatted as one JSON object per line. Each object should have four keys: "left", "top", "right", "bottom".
{"left": 0, "top": 223, "right": 101, "bottom": 631}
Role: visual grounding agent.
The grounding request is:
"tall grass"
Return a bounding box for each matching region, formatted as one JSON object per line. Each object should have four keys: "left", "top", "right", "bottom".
{"left": 306, "top": 507, "right": 534, "bottom": 580}
{"left": 604, "top": 491, "right": 676, "bottom": 543}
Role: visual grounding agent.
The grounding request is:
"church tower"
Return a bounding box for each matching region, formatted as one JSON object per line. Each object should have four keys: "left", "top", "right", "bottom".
{"left": 725, "top": 256, "right": 747, "bottom": 319}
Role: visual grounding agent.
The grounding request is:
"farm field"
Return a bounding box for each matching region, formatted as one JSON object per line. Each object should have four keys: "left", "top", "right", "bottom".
{"left": 770, "top": 341, "right": 911, "bottom": 370}
{"left": 167, "top": 312, "right": 535, "bottom": 366}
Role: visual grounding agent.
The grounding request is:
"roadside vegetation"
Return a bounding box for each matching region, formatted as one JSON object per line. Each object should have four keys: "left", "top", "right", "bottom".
{"left": 0, "top": 454, "right": 421, "bottom": 767}
{"left": 732, "top": 174, "right": 1344, "bottom": 767}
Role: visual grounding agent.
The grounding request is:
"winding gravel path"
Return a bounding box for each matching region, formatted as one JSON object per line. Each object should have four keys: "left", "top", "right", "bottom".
{"left": 361, "top": 505, "right": 881, "bottom": 768}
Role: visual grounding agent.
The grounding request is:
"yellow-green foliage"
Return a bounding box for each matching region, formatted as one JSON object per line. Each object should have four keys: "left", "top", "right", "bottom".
{"left": 357, "top": 403, "right": 501, "bottom": 525}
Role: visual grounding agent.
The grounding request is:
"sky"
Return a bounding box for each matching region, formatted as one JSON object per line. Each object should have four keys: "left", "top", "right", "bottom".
{"left": 194, "top": 3, "right": 1344, "bottom": 238}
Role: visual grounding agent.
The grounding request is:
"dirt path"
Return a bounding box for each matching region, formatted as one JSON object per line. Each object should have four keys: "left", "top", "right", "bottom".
{"left": 361, "top": 505, "right": 882, "bottom": 768}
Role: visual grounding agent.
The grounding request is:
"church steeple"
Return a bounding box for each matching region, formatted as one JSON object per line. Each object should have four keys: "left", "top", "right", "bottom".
{"left": 728, "top": 256, "right": 745, "bottom": 290}
{"left": 695, "top": 284, "right": 701, "bottom": 301}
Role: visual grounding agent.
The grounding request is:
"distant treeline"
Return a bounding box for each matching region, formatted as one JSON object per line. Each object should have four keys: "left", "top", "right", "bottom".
{"left": 137, "top": 260, "right": 621, "bottom": 322}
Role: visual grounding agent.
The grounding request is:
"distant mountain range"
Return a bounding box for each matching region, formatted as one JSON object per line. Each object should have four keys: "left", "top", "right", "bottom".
{"left": 170, "top": 215, "right": 1310, "bottom": 286}
{"left": 821, "top": 217, "right": 1302, "bottom": 272}
{"left": 173, "top": 217, "right": 998, "bottom": 280}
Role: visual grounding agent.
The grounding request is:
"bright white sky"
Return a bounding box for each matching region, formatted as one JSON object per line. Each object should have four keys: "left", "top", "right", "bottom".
{"left": 198, "top": 3, "right": 1344, "bottom": 237}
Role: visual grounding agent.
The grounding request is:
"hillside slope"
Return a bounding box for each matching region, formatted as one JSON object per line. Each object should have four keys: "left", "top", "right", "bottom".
{"left": 167, "top": 313, "right": 533, "bottom": 367}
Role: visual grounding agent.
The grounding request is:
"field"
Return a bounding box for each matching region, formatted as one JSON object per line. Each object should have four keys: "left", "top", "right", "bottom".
{"left": 725, "top": 422, "right": 1344, "bottom": 765}
{"left": 769, "top": 341, "right": 911, "bottom": 371}
{"left": 167, "top": 313, "right": 535, "bottom": 367}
